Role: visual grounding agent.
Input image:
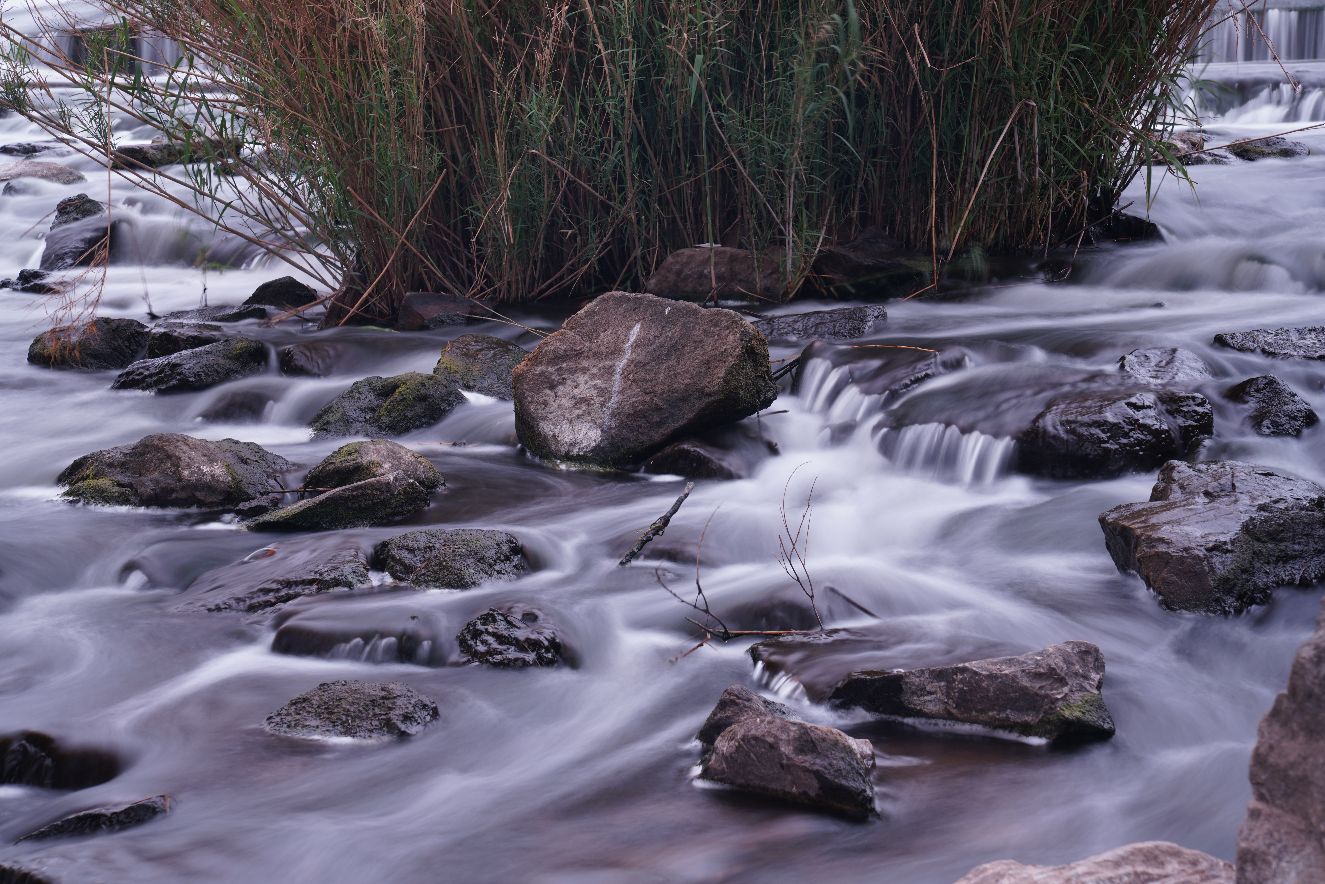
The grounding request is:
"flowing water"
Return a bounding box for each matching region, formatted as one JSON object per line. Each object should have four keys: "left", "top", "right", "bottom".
{"left": 0, "top": 40, "right": 1323, "bottom": 884}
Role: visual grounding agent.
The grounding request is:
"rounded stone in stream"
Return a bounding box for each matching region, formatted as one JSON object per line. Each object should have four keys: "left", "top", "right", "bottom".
{"left": 27, "top": 318, "right": 148, "bottom": 370}
{"left": 640, "top": 439, "right": 742, "bottom": 480}
{"left": 38, "top": 194, "right": 113, "bottom": 272}
{"left": 700, "top": 715, "right": 876, "bottom": 820}
{"left": 1100, "top": 460, "right": 1325, "bottom": 615}
{"left": 957, "top": 842, "right": 1233, "bottom": 884}
{"left": 0, "top": 731, "right": 121, "bottom": 790}
{"left": 304, "top": 440, "right": 442, "bottom": 493}
{"left": 457, "top": 606, "right": 562, "bottom": 668}
{"left": 58, "top": 433, "right": 293, "bottom": 508}
{"left": 243, "top": 276, "right": 316, "bottom": 310}
{"left": 144, "top": 322, "right": 228, "bottom": 358}
{"left": 1117, "top": 347, "right": 1213, "bottom": 386}
{"left": 513, "top": 291, "right": 777, "bottom": 469}
{"left": 178, "top": 540, "right": 371, "bottom": 614}
{"left": 696, "top": 685, "right": 791, "bottom": 748}
{"left": 374, "top": 528, "right": 527, "bottom": 589}
{"left": 827, "top": 641, "right": 1116, "bottom": 744}
{"left": 278, "top": 341, "right": 340, "bottom": 377}
{"left": 17, "top": 795, "right": 171, "bottom": 842}
{"left": 1227, "top": 135, "right": 1309, "bottom": 161}
{"left": 1225, "top": 375, "right": 1319, "bottom": 437}
{"left": 1014, "top": 389, "right": 1212, "bottom": 479}
{"left": 311, "top": 372, "right": 465, "bottom": 438}
{"left": 644, "top": 245, "right": 785, "bottom": 303}
{"left": 112, "top": 338, "right": 269, "bottom": 393}
{"left": 432, "top": 334, "right": 528, "bottom": 400}
{"left": 1214, "top": 326, "right": 1325, "bottom": 360}
{"left": 264, "top": 680, "right": 439, "bottom": 740}
{"left": 247, "top": 472, "right": 432, "bottom": 531}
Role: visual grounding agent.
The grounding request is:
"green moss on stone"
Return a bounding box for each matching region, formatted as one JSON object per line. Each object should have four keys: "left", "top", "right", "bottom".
{"left": 64, "top": 478, "right": 136, "bottom": 506}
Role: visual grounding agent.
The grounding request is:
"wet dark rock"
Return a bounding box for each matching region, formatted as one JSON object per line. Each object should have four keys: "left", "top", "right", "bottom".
{"left": 1226, "top": 135, "right": 1309, "bottom": 161}
{"left": 957, "top": 841, "right": 1233, "bottom": 884}
{"left": 514, "top": 292, "right": 777, "bottom": 469}
{"left": 1088, "top": 210, "right": 1162, "bottom": 245}
{"left": 112, "top": 338, "right": 269, "bottom": 393}
{"left": 58, "top": 433, "right": 292, "bottom": 508}
{"left": 161, "top": 304, "right": 267, "bottom": 324}
{"left": 1014, "top": 390, "right": 1212, "bottom": 479}
{"left": 196, "top": 389, "right": 273, "bottom": 423}
{"left": 144, "top": 322, "right": 228, "bottom": 358}
{"left": 1237, "top": 597, "right": 1325, "bottom": 882}
{"left": 272, "top": 600, "right": 450, "bottom": 666}
{"left": 111, "top": 138, "right": 239, "bottom": 170}
{"left": 39, "top": 194, "right": 115, "bottom": 271}
{"left": 179, "top": 541, "right": 370, "bottom": 614}
{"left": 432, "top": 334, "right": 527, "bottom": 399}
{"left": 2, "top": 268, "right": 61, "bottom": 294}
{"left": 0, "top": 862, "right": 56, "bottom": 884}
{"left": 304, "top": 440, "right": 442, "bottom": 493}
{"left": 641, "top": 439, "right": 742, "bottom": 480}
{"left": 248, "top": 472, "right": 432, "bottom": 531}
{"left": 828, "top": 641, "right": 1116, "bottom": 744}
{"left": 458, "top": 606, "right": 562, "bottom": 668}
{"left": 395, "top": 291, "right": 476, "bottom": 331}
{"left": 17, "top": 795, "right": 171, "bottom": 842}
{"left": 1100, "top": 460, "right": 1325, "bottom": 614}
{"left": 0, "top": 142, "right": 56, "bottom": 156}
{"left": 375, "top": 528, "right": 526, "bottom": 589}
{"left": 0, "top": 159, "right": 84, "bottom": 185}
{"left": 644, "top": 246, "right": 784, "bottom": 303}
{"left": 233, "top": 493, "right": 284, "bottom": 520}
{"left": 700, "top": 713, "right": 876, "bottom": 820}
{"left": 0, "top": 731, "right": 121, "bottom": 790}
{"left": 1118, "top": 347, "right": 1213, "bottom": 386}
{"left": 753, "top": 305, "right": 887, "bottom": 343}
{"left": 264, "top": 680, "right": 439, "bottom": 740}
{"left": 1226, "top": 376, "right": 1319, "bottom": 437}
{"left": 27, "top": 317, "right": 148, "bottom": 370}
{"left": 311, "top": 372, "right": 464, "bottom": 438}
{"left": 695, "top": 685, "right": 791, "bottom": 748}
{"left": 243, "top": 276, "right": 316, "bottom": 310}
{"left": 811, "top": 227, "right": 931, "bottom": 299}
{"left": 278, "top": 341, "right": 340, "bottom": 377}
{"left": 1215, "top": 326, "right": 1325, "bottom": 360}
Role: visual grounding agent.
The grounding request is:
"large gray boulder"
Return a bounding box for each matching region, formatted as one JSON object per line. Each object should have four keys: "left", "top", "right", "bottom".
{"left": 513, "top": 292, "right": 777, "bottom": 468}
{"left": 1100, "top": 461, "right": 1325, "bottom": 615}
{"left": 374, "top": 528, "right": 526, "bottom": 589}
{"left": 432, "top": 334, "right": 528, "bottom": 399}
{"left": 264, "top": 680, "right": 439, "bottom": 740}
{"left": 956, "top": 841, "right": 1233, "bottom": 883}
{"left": 644, "top": 246, "right": 784, "bottom": 303}
{"left": 177, "top": 540, "right": 371, "bottom": 614}
{"left": 39, "top": 194, "right": 116, "bottom": 271}
{"left": 112, "top": 338, "right": 269, "bottom": 393}
{"left": 1215, "top": 326, "right": 1325, "bottom": 360}
{"left": 311, "top": 372, "right": 464, "bottom": 438}
{"left": 698, "top": 688, "right": 876, "bottom": 820}
{"left": 1236, "top": 598, "right": 1325, "bottom": 883}
{"left": 1014, "top": 390, "right": 1212, "bottom": 479}
{"left": 27, "top": 318, "right": 148, "bottom": 370}
{"left": 827, "top": 642, "right": 1116, "bottom": 744}
{"left": 1226, "top": 376, "right": 1319, "bottom": 437}
{"left": 58, "top": 433, "right": 293, "bottom": 508}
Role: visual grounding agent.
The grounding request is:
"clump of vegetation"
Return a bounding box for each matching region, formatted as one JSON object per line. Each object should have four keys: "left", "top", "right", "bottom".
{"left": 1, "top": 0, "right": 1216, "bottom": 321}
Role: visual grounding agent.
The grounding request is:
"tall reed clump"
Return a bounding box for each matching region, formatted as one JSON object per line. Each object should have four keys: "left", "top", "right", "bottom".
{"left": 1, "top": 0, "right": 1217, "bottom": 322}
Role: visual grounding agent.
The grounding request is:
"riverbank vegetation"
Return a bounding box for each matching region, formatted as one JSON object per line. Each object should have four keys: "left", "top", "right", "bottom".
{"left": 2, "top": 0, "right": 1216, "bottom": 321}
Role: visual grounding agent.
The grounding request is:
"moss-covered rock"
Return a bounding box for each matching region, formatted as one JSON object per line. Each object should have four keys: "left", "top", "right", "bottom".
{"left": 305, "top": 440, "right": 442, "bottom": 492}
{"left": 27, "top": 318, "right": 148, "bottom": 371}
{"left": 311, "top": 372, "right": 464, "bottom": 438}
{"left": 374, "top": 528, "right": 526, "bottom": 588}
{"left": 248, "top": 472, "right": 432, "bottom": 531}
{"left": 58, "top": 433, "right": 293, "bottom": 508}
{"left": 111, "top": 338, "right": 269, "bottom": 393}
{"left": 432, "top": 334, "right": 527, "bottom": 399}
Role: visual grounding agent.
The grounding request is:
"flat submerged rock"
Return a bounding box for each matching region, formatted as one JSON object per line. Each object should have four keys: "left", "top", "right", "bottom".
{"left": 265, "top": 680, "right": 439, "bottom": 740}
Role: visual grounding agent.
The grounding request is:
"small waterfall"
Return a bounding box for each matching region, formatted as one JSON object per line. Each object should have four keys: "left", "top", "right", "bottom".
{"left": 1214, "top": 83, "right": 1325, "bottom": 123}
{"left": 326, "top": 636, "right": 437, "bottom": 666}
{"left": 797, "top": 358, "right": 886, "bottom": 425}
{"left": 1200, "top": 6, "right": 1325, "bottom": 63}
{"left": 876, "top": 423, "right": 1015, "bottom": 486}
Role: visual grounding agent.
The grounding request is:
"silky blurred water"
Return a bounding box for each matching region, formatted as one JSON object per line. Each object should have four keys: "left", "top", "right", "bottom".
{"left": 0, "top": 43, "right": 1322, "bottom": 884}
